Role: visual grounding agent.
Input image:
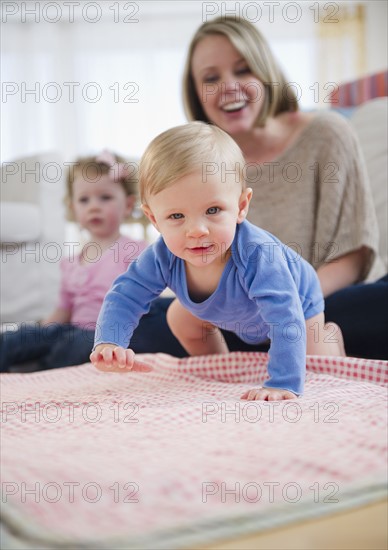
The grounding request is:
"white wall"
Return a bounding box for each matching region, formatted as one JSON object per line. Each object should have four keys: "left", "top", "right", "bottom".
{"left": 365, "top": 0, "right": 388, "bottom": 74}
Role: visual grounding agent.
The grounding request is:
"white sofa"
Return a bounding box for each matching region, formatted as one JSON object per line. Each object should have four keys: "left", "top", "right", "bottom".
{"left": 0, "top": 152, "right": 66, "bottom": 324}
{"left": 349, "top": 97, "right": 388, "bottom": 280}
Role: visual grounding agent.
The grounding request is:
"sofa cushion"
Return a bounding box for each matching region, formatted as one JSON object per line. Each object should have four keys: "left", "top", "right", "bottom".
{"left": 0, "top": 152, "right": 65, "bottom": 323}
{"left": 350, "top": 98, "right": 388, "bottom": 279}
{"left": 1, "top": 202, "right": 41, "bottom": 242}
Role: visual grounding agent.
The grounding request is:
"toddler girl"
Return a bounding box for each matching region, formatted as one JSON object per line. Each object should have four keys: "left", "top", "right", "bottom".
{"left": 0, "top": 151, "right": 147, "bottom": 371}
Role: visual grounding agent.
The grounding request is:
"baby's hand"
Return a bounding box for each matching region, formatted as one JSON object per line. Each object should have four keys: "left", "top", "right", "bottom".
{"left": 241, "top": 387, "right": 297, "bottom": 401}
{"left": 90, "top": 344, "right": 153, "bottom": 373}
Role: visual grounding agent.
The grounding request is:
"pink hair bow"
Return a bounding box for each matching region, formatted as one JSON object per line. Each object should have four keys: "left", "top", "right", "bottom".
{"left": 95, "top": 149, "right": 129, "bottom": 181}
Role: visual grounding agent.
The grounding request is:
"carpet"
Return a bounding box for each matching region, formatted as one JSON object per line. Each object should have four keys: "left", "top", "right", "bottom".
{"left": 1, "top": 352, "right": 387, "bottom": 549}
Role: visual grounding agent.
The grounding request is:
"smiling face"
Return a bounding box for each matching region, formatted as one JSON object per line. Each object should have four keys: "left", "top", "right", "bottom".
{"left": 71, "top": 175, "right": 133, "bottom": 240}
{"left": 191, "top": 34, "right": 265, "bottom": 137}
{"left": 143, "top": 171, "right": 252, "bottom": 269}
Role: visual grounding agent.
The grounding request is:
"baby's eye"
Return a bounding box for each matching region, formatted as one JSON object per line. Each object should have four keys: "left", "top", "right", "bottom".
{"left": 235, "top": 66, "right": 251, "bottom": 76}
{"left": 206, "top": 206, "right": 220, "bottom": 215}
{"left": 78, "top": 197, "right": 88, "bottom": 203}
{"left": 101, "top": 195, "right": 113, "bottom": 201}
{"left": 169, "top": 213, "right": 184, "bottom": 220}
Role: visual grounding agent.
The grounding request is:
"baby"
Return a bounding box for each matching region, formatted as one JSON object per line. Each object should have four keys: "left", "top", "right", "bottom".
{"left": 91, "top": 123, "right": 345, "bottom": 400}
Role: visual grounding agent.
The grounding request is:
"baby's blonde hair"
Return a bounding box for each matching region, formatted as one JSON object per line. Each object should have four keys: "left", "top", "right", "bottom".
{"left": 65, "top": 153, "right": 138, "bottom": 221}
{"left": 139, "top": 122, "right": 246, "bottom": 204}
{"left": 183, "top": 16, "right": 299, "bottom": 127}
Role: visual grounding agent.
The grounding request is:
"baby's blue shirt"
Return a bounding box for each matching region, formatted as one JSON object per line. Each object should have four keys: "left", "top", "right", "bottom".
{"left": 95, "top": 220, "right": 324, "bottom": 395}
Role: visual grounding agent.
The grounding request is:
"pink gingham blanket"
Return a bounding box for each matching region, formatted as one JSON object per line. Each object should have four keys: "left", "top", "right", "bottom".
{"left": 1, "top": 352, "right": 387, "bottom": 549}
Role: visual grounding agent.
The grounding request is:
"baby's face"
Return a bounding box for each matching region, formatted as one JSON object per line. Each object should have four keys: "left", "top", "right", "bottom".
{"left": 143, "top": 170, "right": 251, "bottom": 268}
{"left": 71, "top": 174, "right": 132, "bottom": 239}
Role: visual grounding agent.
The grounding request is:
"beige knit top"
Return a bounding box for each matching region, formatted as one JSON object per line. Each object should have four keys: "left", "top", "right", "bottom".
{"left": 246, "top": 111, "right": 379, "bottom": 280}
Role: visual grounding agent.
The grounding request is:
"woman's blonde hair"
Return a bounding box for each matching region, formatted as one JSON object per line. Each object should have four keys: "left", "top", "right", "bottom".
{"left": 182, "top": 16, "right": 299, "bottom": 127}
{"left": 65, "top": 153, "right": 138, "bottom": 221}
{"left": 139, "top": 122, "right": 246, "bottom": 204}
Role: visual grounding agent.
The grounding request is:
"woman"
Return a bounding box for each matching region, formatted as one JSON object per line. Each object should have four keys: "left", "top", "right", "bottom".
{"left": 179, "top": 16, "right": 387, "bottom": 359}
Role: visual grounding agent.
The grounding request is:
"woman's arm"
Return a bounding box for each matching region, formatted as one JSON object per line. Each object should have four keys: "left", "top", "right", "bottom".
{"left": 317, "top": 246, "right": 370, "bottom": 297}
{"left": 308, "top": 113, "right": 378, "bottom": 288}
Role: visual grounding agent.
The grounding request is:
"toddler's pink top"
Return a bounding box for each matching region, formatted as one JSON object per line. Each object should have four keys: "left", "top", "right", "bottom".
{"left": 58, "top": 235, "right": 147, "bottom": 327}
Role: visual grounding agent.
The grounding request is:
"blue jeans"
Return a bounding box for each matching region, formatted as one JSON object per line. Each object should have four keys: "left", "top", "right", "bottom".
{"left": 4, "top": 274, "right": 385, "bottom": 372}
{"left": 0, "top": 323, "right": 95, "bottom": 372}
{"left": 132, "top": 276, "right": 388, "bottom": 360}
{"left": 325, "top": 274, "right": 388, "bottom": 359}
{"left": 130, "top": 298, "right": 269, "bottom": 356}
{"left": 0, "top": 303, "right": 189, "bottom": 372}
{"left": 0, "top": 302, "right": 267, "bottom": 373}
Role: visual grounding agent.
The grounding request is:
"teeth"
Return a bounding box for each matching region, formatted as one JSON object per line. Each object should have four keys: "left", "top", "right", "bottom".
{"left": 222, "top": 101, "right": 246, "bottom": 112}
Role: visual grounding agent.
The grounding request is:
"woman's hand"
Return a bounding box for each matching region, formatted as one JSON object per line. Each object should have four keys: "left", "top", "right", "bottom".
{"left": 90, "top": 344, "right": 153, "bottom": 373}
